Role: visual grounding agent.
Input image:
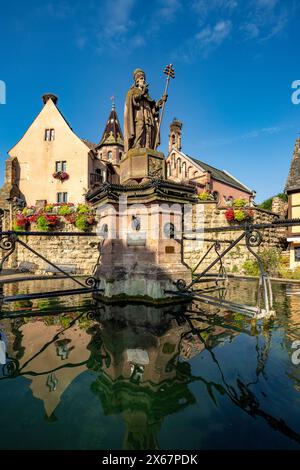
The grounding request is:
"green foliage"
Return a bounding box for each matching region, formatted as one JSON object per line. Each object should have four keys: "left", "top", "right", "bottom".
{"left": 76, "top": 204, "right": 90, "bottom": 214}
{"left": 75, "top": 214, "right": 89, "bottom": 231}
{"left": 259, "top": 197, "right": 273, "bottom": 211}
{"left": 231, "top": 265, "right": 238, "bottom": 273}
{"left": 58, "top": 205, "right": 73, "bottom": 216}
{"left": 260, "top": 248, "right": 281, "bottom": 276}
{"left": 234, "top": 209, "right": 246, "bottom": 222}
{"left": 233, "top": 313, "right": 244, "bottom": 321}
{"left": 162, "top": 342, "right": 176, "bottom": 354}
{"left": 232, "top": 198, "right": 247, "bottom": 208}
{"left": 36, "top": 215, "right": 50, "bottom": 231}
{"left": 243, "top": 248, "right": 281, "bottom": 277}
{"left": 14, "top": 299, "right": 33, "bottom": 309}
{"left": 277, "top": 193, "right": 288, "bottom": 202}
{"left": 12, "top": 221, "right": 24, "bottom": 232}
{"left": 259, "top": 193, "right": 288, "bottom": 211}
{"left": 45, "top": 204, "right": 54, "bottom": 213}
{"left": 200, "top": 331, "right": 209, "bottom": 341}
{"left": 279, "top": 267, "right": 300, "bottom": 280}
{"left": 198, "top": 192, "right": 212, "bottom": 201}
{"left": 242, "top": 260, "right": 260, "bottom": 276}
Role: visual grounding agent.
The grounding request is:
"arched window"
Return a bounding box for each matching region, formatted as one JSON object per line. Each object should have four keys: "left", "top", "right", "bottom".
{"left": 164, "top": 222, "right": 175, "bottom": 239}
{"left": 108, "top": 151, "right": 112, "bottom": 161}
{"left": 182, "top": 162, "right": 186, "bottom": 178}
{"left": 172, "top": 153, "right": 176, "bottom": 169}
{"left": 131, "top": 215, "right": 141, "bottom": 231}
{"left": 172, "top": 134, "right": 176, "bottom": 145}
{"left": 177, "top": 158, "right": 181, "bottom": 174}
{"left": 212, "top": 191, "right": 220, "bottom": 202}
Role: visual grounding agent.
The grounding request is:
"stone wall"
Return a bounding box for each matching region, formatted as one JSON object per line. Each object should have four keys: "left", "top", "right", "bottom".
{"left": 271, "top": 196, "right": 288, "bottom": 218}
{"left": 1, "top": 213, "right": 100, "bottom": 275}
{"left": 0, "top": 201, "right": 287, "bottom": 277}
{"left": 183, "top": 202, "right": 286, "bottom": 274}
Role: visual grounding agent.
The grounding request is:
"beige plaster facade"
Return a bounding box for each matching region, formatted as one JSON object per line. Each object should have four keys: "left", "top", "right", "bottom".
{"left": 1, "top": 94, "right": 121, "bottom": 208}
{"left": 7, "top": 96, "right": 99, "bottom": 205}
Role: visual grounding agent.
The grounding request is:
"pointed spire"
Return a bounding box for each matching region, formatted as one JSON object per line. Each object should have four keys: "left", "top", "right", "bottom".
{"left": 98, "top": 100, "right": 124, "bottom": 148}
{"left": 285, "top": 136, "right": 300, "bottom": 193}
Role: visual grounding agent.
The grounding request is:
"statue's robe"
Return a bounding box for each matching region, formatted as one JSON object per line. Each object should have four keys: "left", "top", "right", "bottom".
{"left": 124, "top": 85, "right": 160, "bottom": 152}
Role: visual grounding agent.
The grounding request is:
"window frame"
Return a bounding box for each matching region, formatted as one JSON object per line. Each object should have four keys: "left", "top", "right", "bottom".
{"left": 57, "top": 192, "right": 68, "bottom": 203}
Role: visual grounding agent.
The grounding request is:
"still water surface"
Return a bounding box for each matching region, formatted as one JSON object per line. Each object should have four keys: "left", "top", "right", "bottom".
{"left": 1, "top": 279, "right": 300, "bottom": 450}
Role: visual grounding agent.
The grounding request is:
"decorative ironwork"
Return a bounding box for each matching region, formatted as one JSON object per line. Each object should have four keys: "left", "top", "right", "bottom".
{"left": 245, "top": 229, "right": 263, "bottom": 248}
{"left": 0, "top": 233, "right": 18, "bottom": 274}
{"left": 176, "top": 279, "right": 187, "bottom": 292}
{"left": 85, "top": 277, "right": 98, "bottom": 288}
{"left": 0, "top": 233, "right": 18, "bottom": 251}
{"left": 174, "top": 222, "right": 280, "bottom": 318}
{"left": 2, "top": 358, "right": 19, "bottom": 378}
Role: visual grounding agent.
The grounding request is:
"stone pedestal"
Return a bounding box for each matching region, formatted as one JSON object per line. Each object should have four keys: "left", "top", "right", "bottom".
{"left": 120, "top": 148, "right": 165, "bottom": 185}
{"left": 87, "top": 179, "right": 196, "bottom": 302}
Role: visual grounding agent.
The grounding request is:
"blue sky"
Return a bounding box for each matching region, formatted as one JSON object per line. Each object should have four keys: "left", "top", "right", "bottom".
{"left": 0, "top": 0, "right": 299, "bottom": 202}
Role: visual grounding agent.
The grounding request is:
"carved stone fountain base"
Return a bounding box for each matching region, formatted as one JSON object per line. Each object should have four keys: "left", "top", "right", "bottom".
{"left": 120, "top": 148, "right": 165, "bottom": 185}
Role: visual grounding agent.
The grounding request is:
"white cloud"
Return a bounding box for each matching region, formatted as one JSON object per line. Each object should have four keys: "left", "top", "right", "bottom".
{"left": 253, "top": 0, "right": 279, "bottom": 9}
{"left": 192, "top": 0, "right": 238, "bottom": 19}
{"left": 173, "top": 18, "right": 232, "bottom": 62}
{"left": 102, "top": 0, "right": 136, "bottom": 38}
{"left": 158, "top": 0, "right": 182, "bottom": 22}
{"left": 195, "top": 20, "right": 232, "bottom": 54}
{"left": 240, "top": 22, "right": 260, "bottom": 39}
{"left": 241, "top": 0, "right": 290, "bottom": 41}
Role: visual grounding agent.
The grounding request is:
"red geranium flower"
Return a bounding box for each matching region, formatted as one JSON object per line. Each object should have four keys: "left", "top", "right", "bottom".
{"left": 45, "top": 215, "right": 58, "bottom": 225}
{"left": 225, "top": 208, "right": 235, "bottom": 221}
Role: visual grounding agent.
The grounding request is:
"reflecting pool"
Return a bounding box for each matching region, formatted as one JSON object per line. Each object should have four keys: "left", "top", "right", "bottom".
{"left": 1, "top": 279, "right": 300, "bottom": 450}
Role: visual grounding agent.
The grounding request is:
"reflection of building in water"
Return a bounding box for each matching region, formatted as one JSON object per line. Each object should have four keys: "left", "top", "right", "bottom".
{"left": 90, "top": 305, "right": 194, "bottom": 450}
{"left": 88, "top": 303, "right": 240, "bottom": 450}
{"left": 3, "top": 299, "right": 300, "bottom": 449}
{"left": 10, "top": 319, "right": 92, "bottom": 418}
{"left": 1, "top": 301, "right": 243, "bottom": 449}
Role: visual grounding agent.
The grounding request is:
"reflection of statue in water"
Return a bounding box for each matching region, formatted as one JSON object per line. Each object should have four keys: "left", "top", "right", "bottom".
{"left": 124, "top": 68, "right": 167, "bottom": 152}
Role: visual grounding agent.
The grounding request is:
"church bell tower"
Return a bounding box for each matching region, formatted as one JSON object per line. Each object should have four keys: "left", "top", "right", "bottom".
{"left": 168, "top": 118, "right": 182, "bottom": 153}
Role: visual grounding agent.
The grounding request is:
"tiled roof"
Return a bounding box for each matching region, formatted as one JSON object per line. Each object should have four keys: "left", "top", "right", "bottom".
{"left": 285, "top": 138, "right": 300, "bottom": 193}
{"left": 188, "top": 155, "right": 252, "bottom": 193}
{"left": 98, "top": 106, "right": 124, "bottom": 147}
{"left": 81, "top": 139, "right": 97, "bottom": 150}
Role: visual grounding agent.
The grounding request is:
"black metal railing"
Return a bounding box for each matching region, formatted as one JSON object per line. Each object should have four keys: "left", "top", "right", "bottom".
{"left": 0, "top": 230, "right": 103, "bottom": 309}
{"left": 171, "top": 218, "right": 300, "bottom": 319}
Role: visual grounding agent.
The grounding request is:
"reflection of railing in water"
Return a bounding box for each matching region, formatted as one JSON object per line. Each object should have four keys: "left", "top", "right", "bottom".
{"left": 2, "top": 304, "right": 300, "bottom": 448}
{"left": 0, "top": 230, "right": 104, "bottom": 310}
{"left": 172, "top": 218, "right": 300, "bottom": 319}
{"left": 178, "top": 306, "right": 300, "bottom": 447}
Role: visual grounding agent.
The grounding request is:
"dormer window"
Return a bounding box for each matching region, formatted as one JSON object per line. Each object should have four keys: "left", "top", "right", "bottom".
{"left": 45, "top": 129, "right": 55, "bottom": 141}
